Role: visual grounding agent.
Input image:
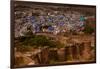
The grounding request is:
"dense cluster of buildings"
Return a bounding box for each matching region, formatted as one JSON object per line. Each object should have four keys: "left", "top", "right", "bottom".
{"left": 14, "top": 3, "right": 95, "bottom": 37}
